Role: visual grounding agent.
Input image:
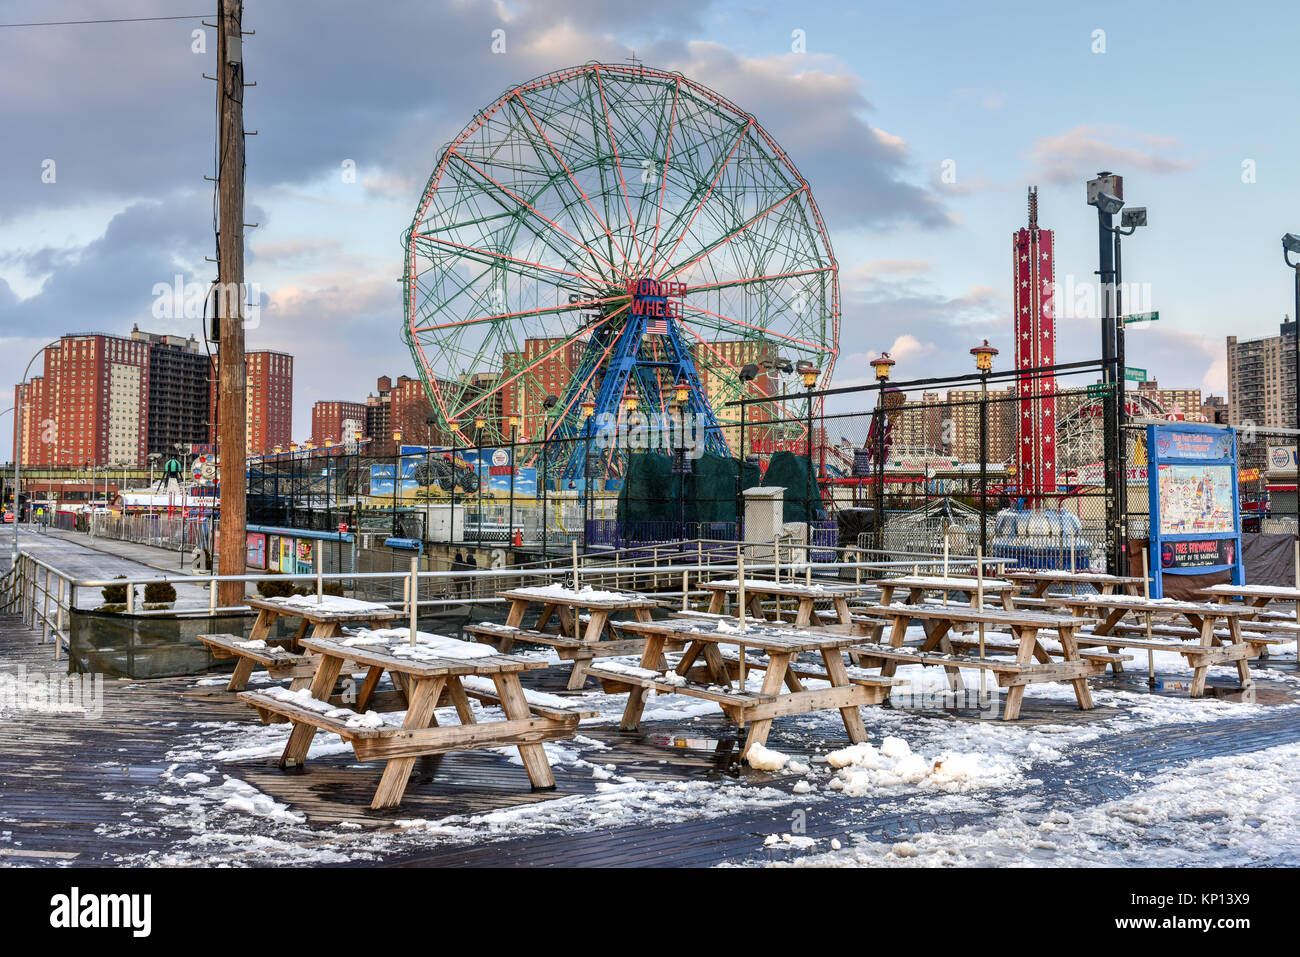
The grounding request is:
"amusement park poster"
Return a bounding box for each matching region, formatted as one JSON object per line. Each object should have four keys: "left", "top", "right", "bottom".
{"left": 1156, "top": 464, "right": 1235, "bottom": 535}
{"left": 1146, "top": 422, "right": 1243, "bottom": 597}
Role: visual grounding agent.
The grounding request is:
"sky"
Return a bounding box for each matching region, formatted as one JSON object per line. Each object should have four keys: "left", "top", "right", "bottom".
{"left": 2, "top": 0, "right": 1298, "bottom": 453}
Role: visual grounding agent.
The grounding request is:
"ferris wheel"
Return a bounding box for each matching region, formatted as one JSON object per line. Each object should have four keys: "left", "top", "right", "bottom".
{"left": 403, "top": 63, "right": 840, "bottom": 481}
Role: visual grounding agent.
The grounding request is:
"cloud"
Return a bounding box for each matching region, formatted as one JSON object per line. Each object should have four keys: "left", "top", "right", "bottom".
{"left": 1027, "top": 125, "right": 1194, "bottom": 185}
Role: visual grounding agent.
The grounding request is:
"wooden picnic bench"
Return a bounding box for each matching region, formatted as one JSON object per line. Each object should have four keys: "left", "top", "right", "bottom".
{"left": 589, "top": 617, "right": 899, "bottom": 760}
{"left": 851, "top": 603, "right": 1118, "bottom": 720}
{"left": 467, "top": 585, "right": 663, "bottom": 690}
{"left": 239, "top": 632, "right": 596, "bottom": 809}
{"left": 1053, "top": 594, "right": 1260, "bottom": 695}
{"left": 700, "top": 577, "right": 875, "bottom": 629}
{"left": 199, "top": 595, "right": 403, "bottom": 692}
{"left": 1004, "top": 570, "right": 1146, "bottom": 598}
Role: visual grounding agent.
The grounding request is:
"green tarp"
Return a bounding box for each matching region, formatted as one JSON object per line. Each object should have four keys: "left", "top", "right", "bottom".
{"left": 618, "top": 452, "right": 761, "bottom": 525}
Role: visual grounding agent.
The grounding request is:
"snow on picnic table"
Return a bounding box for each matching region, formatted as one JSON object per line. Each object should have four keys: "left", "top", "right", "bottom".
{"left": 263, "top": 594, "right": 395, "bottom": 614}
{"left": 340, "top": 627, "right": 498, "bottom": 660}
{"left": 509, "top": 583, "right": 649, "bottom": 603}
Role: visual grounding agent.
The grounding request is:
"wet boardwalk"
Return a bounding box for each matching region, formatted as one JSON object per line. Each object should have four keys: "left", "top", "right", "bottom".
{"left": 5, "top": 600, "right": 1300, "bottom": 867}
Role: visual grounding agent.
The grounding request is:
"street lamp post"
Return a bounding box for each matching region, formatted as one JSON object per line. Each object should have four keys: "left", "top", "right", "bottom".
{"left": 1283, "top": 234, "right": 1300, "bottom": 442}
{"left": 540, "top": 395, "right": 558, "bottom": 559}
{"left": 1088, "top": 171, "right": 1125, "bottom": 573}
{"left": 971, "top": 340, "right": 999, "bottom": 555}
{"left": 12, "top": 338, "right": 62, "bottom": 564}
{"left": 507, "top": 412, "right": 520, "bottom": 548}
{"left": 735, "top": 363, "right": 758, "bottom": 539}
{"left": 672, "top": 379, "right": 690, "bottom": 539}
{"left": 474, "top": 416, "right": 485, "bottom": 548}
{"left": 423, "top": 415, "right": 435, "bottom": 544}
{"left": 580, "top": 400, "right": 595, "bottom": 553}
{"left": 797, "top": 362, "right": 820, "bottom": 539}
{"left": 391, "top": 429, "right": 403, "bottom": 536}
{"left": 448, "top": 419, "right": 461, "bottom": 547}
{"left": 869, "top": 352, "right": 895, "bottom": 554}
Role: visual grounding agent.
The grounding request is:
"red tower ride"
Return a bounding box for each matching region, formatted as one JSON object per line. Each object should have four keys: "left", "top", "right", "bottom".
{"left": 1013, "top": 187, "right": 1057, "bottom": 499}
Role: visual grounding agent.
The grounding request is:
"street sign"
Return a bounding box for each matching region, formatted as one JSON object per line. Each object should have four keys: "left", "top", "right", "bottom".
{"left": 1123, "top": 311, "right": 1159, "bottom": 324}
{"left": 1124, "top": 367, "right": 1147, "bottom": 383}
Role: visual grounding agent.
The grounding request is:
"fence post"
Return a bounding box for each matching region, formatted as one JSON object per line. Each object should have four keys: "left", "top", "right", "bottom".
{"left": 209, "top": 578, "right": 218, "bottom": 616}
{"left": 54, "top": 576, "right": 64, "bottom": 661}
{"left": 126, "top": 575, "right": 135, "bottom": 615}
{"left": 408, "top": 554, "right": 419, "bottom": 644}
{"left": 41, "top": 566, "right": 50, "bottom": 643}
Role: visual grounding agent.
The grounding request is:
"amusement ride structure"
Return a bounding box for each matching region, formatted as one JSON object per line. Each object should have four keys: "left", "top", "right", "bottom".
{"left": 402, "top": 63, "right": 840, "bottom": 488}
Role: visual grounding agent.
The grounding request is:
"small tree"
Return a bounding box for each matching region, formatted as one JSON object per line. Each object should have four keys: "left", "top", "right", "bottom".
{"left": 101, "top": 575, "right": 130, "bottom": 604}
{"left": 144, "top": 581, "right": 177, "bottom": 605}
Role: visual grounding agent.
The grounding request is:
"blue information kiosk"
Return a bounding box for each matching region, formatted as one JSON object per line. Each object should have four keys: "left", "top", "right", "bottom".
{"left": 1146, "top": 423, "right": 1245, "bottom": 598}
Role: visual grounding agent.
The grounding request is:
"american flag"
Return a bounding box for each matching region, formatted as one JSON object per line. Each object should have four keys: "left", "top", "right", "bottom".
{"left": 644, "top": 317, "right": 668, "bottom": 336}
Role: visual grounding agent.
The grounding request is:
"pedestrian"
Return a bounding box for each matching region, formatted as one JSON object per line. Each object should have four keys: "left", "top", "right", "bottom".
{"left": 464, "top": 550, "right": 478, "bottom": 600}
{"left": 452, "top": 550, "right": 465, "bottom": 598}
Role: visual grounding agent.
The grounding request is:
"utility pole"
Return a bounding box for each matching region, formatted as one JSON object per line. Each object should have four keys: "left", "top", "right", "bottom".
{"left": 215, "top": 0, "right": 248, "bottom": 607}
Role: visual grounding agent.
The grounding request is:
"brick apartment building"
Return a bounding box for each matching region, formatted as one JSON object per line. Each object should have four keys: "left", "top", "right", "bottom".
{"left": 311, "top": 400, "right": 367, "bottom": 446}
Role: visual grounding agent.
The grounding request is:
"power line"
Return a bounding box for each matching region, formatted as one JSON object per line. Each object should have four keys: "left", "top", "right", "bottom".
{"left": 0, "top": 14, "right": 206, "bottom": 28}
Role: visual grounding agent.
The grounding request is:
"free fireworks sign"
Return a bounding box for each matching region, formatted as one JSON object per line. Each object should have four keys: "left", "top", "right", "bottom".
{"left": 1146, "top": 422, "right": 1244, "bottom": 597}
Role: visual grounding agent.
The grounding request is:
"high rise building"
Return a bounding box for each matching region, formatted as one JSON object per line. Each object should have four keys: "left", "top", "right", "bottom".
{"left": 12, "top": 333, "right": 150, "bottom": 467}
{"left": 1228, "top": 319, "right": 1297, "bottom": 429}
{"left": 245, "top": 350, "right": 293, "bottom": 456}
{"left": 1132, "top": 380, "right": 1203, "bottom": 420}
{"left": 129, "top": 326, "right": 212, "bottom": 457}
{"left": 1013, "top": 186, "right": 1057, "bottom": 496}
{"left": 311, "top": 400, "right": 367, "bottom": 446}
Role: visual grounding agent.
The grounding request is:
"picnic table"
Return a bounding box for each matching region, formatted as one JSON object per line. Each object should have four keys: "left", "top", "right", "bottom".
{"left": 875, "top": 575, "right": 1018, "bottom": 610}
{"left": 586, "top": 617, "right": 899, "bottom": 760}
{"left": 199, "top": 595, "right": 403, "bottom": 692}
{"left": 699, "top": 577, "right": 874, "bottom": 628}
{"left": 1005, "top": 570, "right": 1146, "bottom": 598}
{"left": 465, "top": 584, "right": 663, "bottom": 690}
{"left": 240, "top": 629, "right": 596, "bottom": 809}
{"left": 852, "top": 603, "right": 1119, "bottom": 720}
{"left": 1052, "top": 594, "right": 1263, "bottom": 695}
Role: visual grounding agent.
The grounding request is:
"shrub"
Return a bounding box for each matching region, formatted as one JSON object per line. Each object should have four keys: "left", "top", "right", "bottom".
{"left": 144, "top": 581, "right": 177, "bottom": 605}
{"left": 256, "top": 578, "right": 296, "bottom": 599}
{"left": 101, "top": 575, "right": 130, "bottom": 604}
{"left": 322, "top": 582, "right": 344, "bottom": 597}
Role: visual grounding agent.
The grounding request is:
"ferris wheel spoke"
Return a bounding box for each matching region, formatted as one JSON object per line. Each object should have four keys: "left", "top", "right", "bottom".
{"left": 649, "top": 118, "right": 752, "bottom": 279}
{"left": 684, "top": 264, "right": 836, "bottom": 298}
{"left": 411, "top": 293, "right": 629, "bottom": 335}
{"left": 593, "top": 66, "right": 646, "bottom": 275}
{"left": 644, "top": 77, "right": 680, "bottom": 278}
{"left": 657, "top": 186, "right": 807, "bottom": 284}
{"left": 454, "top": 302, "right": 630, "bottom": 424}
{"left": 677, "top": 301, "right": 835, "bottom": 356}
{"left": 412, "top": 233, "right": 609, "bottom": 292}
{"left": 448, "top": 149, "right": 630, "bottom": 283}
{"left": 509, "top": 91, "right": 635, "bottom": 277}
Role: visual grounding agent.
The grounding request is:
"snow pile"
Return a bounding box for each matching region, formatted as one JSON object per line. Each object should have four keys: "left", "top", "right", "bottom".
{"left": 823, "top": 736, "right": 1017, "bottom": 795}
{"left": 745, "top": 743, "right": 790, "bottom": 771}
{"left": 237, "top": 639, "right": 267, "bottom": 650}
{"left": 784, "top": 741, "right": 1300, "bottom": 868}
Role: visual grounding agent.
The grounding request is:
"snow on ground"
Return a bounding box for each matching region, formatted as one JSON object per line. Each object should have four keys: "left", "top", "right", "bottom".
{"left": 781, "top": 741, "right": 1300, "bottom": 867}
{"left": 87, "top": 629, "right": 1300, "bottom": 866}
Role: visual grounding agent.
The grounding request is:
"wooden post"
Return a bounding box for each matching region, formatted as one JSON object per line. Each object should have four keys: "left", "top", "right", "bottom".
{"left": 409, "top": 554, "right": 419, "bottom": 646}
{"left": 215, "top": 0, "right": 249, "bottom": 608}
